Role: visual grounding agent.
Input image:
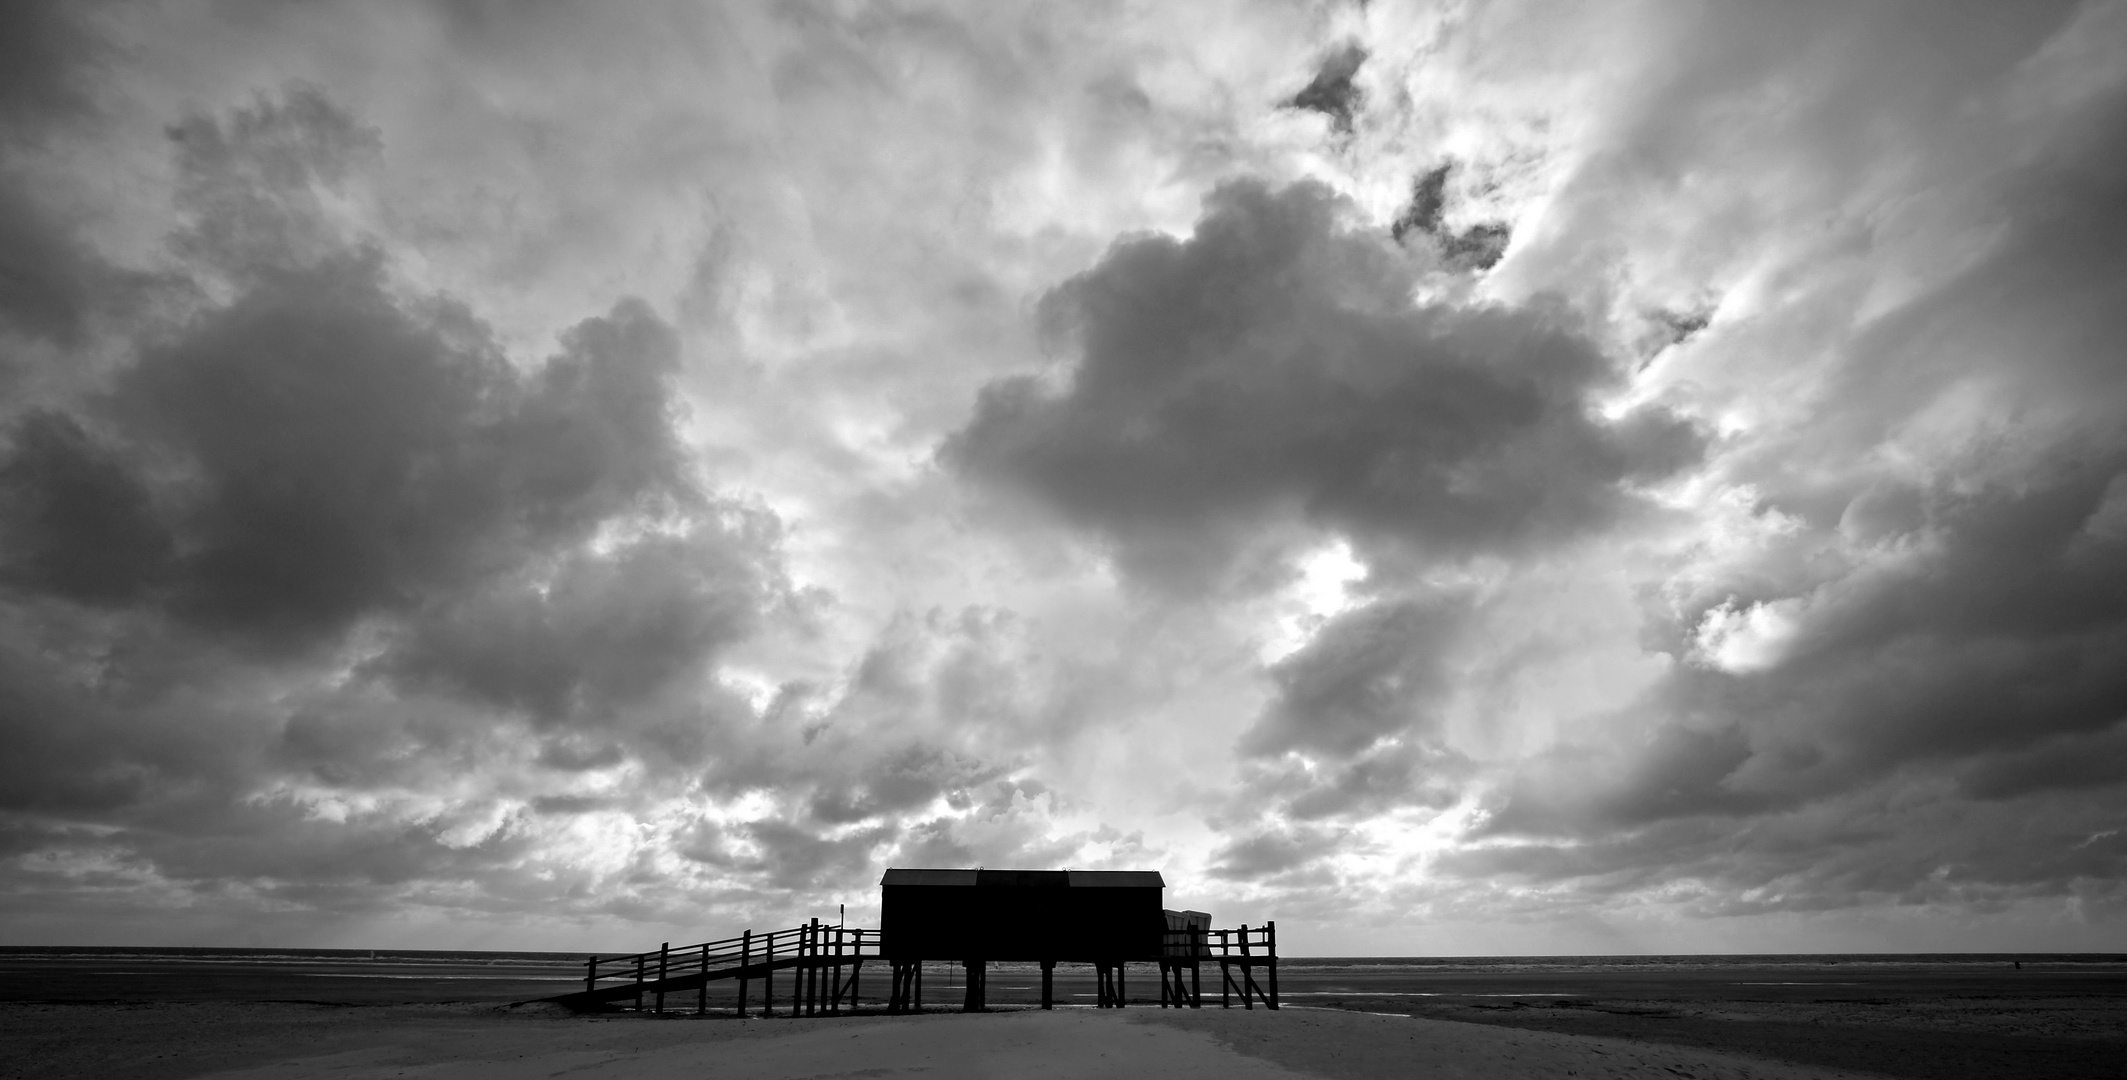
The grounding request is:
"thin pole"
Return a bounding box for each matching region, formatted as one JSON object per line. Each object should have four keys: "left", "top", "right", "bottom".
{"left": 585, "top": 955, "right": 598, "bottom": 997}
{"left": 634, "top": 953, "right": 646, "bottom": 1012}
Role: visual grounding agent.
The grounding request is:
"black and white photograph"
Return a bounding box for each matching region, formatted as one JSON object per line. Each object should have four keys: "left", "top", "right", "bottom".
{"left": 1, "top": 2, "right": 2122, "bottom": 1077}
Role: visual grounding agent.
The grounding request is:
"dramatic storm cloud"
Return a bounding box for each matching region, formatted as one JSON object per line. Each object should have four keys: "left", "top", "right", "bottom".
{"left": 1, "top": 0, "right": 2123, "bottom": 955}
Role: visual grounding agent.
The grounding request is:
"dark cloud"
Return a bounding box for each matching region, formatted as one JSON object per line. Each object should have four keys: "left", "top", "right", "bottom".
{"left": 1242, "top": 595, "right": 1469, "bottom": 759}
{"left": 0, "top": 0, "right": 107, "bottom": 134}
{"left": 0, "top": 409, "right": 172, "bottom": 604}
{"left": 1491, "top": 447, "right": 2127, "bottom": 826}
{"left": 166, "top": 84, "right": 385, "bottom": 278}
{"left": 0, "top": 175, "right": 115, "bottom": 346}
{"left": 806, "top": 744, "right": 1002, "bottom": 824}
{"left": 1389, "top": 163, "right": 1511, "bottom": 270}
{"left": 1285, "top": 42, "right": 1367, "bottom": 134}
{"left": 100, "top": 256, "right": 692, "bottom": 649}
{"left": 7, "top": 85, "right": 697, "bottom": 652}
{"left": 946, "top": 179, "right": 1701, "bottom": 593}
{"left": 1414, "top": 60, "right": 2127, "bottom": 917}
{"left": 1208, "top": 823, "right": 1346, "bottom": 882}
{"left": 1461, "top": 446, "right": 2127, "bottom": 917}
{"left": 0, "top": 82, "right": 806, "bottom": 932}
{"left": 1269, "top": 740, "right": 1473, "bottom": 822}
{"left": 738, "top": 819, "right": 897, "bottom": 891}
{"left": 384, "top": 524, "right": 772, "bottom": 723}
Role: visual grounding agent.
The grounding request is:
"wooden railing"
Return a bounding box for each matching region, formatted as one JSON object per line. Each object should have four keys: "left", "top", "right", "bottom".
{"left": 561, "top": 917, "right": 1275, "bottom": 1014}
{"left": 1158, "top": 921, "right": 1276, "bottom": 1009}
{"left": 577, "top": 918, "right": 880, "bottom": 1016}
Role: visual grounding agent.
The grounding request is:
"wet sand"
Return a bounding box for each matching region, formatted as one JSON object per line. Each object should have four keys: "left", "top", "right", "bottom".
{"left": 2, "top": 953, "right": 2120, "bottom": 1079}
{"left": 1, "top": 1000, "right": 1900, "bottom": 1080}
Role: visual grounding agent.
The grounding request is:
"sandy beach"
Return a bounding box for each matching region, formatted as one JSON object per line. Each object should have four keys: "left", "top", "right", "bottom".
{"left": 1, "top": 1001, "right": 1924, "bottom": 1080}
{"left": 5, "top": 951, "right": 2121, "bottom": 1080}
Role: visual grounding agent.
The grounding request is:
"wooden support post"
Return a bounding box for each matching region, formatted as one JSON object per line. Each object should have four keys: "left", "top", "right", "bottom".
{"left": 962, "top": 960, "right": 985, "bottom": 1012}
{"left": 697, "top": 942, "right": 709, "bottom": 1015}
{"left": 1225, "top": 926, "right": 1242, "bottom": 1011}
{"left": 1041, "top": 960, "right": 1054, "bottom": 1009}
{"left": 761, "top": 932, "right": 776, "bottom": 1017}
{"left": 809, "top": 919, "right": 822, "bottom": 1017}
{"left": 893, "top": 960, "right": 918, "bottom": 1014}
{"left": 633, "top": 953, "right": 646, "bottom": 1012}
{"left": 655, "top": 942, "right": 669, "bottom": 1014}
{"left": 1192, "top": 928, "right": 1204, "bottom": 1009}
{"left": 791, "top": 918, "right": 804, "bottom": 1020}
{"left": 738, "top": 931, "right": 752, "bottom": 1018}
{"left": 1265, "top": 921, "right": 1279, "bottom": 1010}
{"left": 1239, "top": 924, "right": 1253, "bottom": 1010}
{"left": 585, "top": 955, "right": 599, "bottom": 997}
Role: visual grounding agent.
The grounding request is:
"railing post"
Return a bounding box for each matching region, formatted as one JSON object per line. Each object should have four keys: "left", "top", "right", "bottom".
{"left": 1219, "top": 930, "right": 1231, "bottom": 1008}
{"left": 1192, "top": 928, "right": 1204, "bottom": 1008}
{"left": 634, "top": 953, "right": 646, "bottom": 1012}
{"left": 847, "top": 928, "right": 858, "bottom": 1011}
{"left": 739, "top": 930, "right": 752, "bottom": 1018}
{"left": 655, "top": 942, "right": 670, "bottom": 1014}
{"left": 1265, "top": 921, "right": 1279, "bottom": 1009}
{"left": 832, "top": 924, "right": 845, "bottom": 1014}
{"left": 585, "top": 955, "right": 599, "bottom": 997}
{"left": 1239, "top": 924, "right": 1252, "bottom": 1010}
{"left": 805, "top": 918, "right": 818, "bottom": 1016}
{"left": 761, "top": 931, "right": 775, "bottom": 1017}
{"left": 698, "top": 941, "right": 710, "bottom": 1015}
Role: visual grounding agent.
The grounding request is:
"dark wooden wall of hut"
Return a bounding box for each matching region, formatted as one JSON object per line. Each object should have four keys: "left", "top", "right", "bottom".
{"left": 880, "top": 868, "right": 1165, "bottom": 961}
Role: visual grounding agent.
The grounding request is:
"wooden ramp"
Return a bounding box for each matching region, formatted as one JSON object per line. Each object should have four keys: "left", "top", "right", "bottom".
{"left": 546, "top": 919, "right": 877, "bottom": 1016}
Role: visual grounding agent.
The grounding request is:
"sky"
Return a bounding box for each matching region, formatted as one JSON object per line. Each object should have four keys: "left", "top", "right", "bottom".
{"left": 1, "top": 0, "right": 2124, "bottom": 957}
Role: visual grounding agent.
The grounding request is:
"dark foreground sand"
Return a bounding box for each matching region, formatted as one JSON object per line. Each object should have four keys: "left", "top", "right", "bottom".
{"left": 14, "top": 997, "right": 2116, "bottom": 1080}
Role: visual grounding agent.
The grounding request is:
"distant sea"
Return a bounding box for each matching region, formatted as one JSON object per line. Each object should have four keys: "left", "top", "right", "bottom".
{"left": 3, "top": 947, "right": 2121, "bottom": 1006}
